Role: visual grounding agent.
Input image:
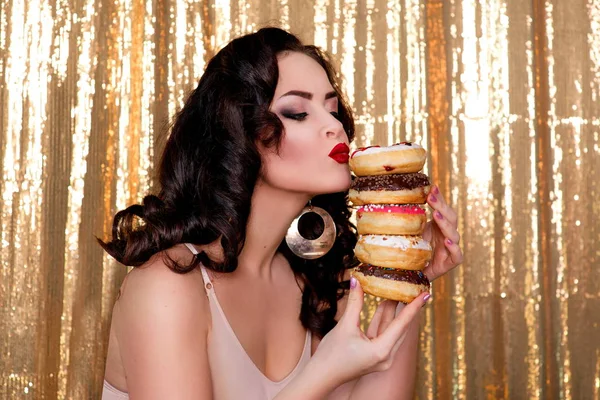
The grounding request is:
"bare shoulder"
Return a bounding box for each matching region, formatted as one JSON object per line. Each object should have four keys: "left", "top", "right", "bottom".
{"left": 115, "top": 246, "right": 209, "bottom": 323}
{"left": 118, "top": 245, "right": 207, "bottom": 304}
{"left": 113, "top": 244, "right": 213, "bottom": 398}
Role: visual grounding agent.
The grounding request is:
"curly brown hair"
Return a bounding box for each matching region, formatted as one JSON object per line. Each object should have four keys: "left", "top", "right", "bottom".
{"left": 99, "top": 27, "right": 358, "bottom": 338}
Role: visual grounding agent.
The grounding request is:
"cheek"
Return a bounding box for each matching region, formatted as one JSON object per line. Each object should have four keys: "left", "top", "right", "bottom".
{"left": 259, "top": 121, "right": 351, "bottom": 192}
{"left": 276, "top": 123, "right": 320, "bottom": 163}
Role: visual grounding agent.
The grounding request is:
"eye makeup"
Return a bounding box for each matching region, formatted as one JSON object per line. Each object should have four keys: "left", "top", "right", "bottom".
{"left": 275, "top": 91, "right": 340, "bottom": 122}
{"left": 281, "top": 111, "right": 308, "bottom": 121}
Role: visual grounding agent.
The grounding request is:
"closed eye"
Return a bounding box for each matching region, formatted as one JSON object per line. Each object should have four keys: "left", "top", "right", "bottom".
{"left": 282, "top": 112, "right": 308, "bottom": 121}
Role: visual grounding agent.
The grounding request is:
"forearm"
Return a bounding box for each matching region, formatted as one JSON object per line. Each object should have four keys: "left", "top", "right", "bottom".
{"left": 349, "top": 310, "right": 421, "bottom": 400}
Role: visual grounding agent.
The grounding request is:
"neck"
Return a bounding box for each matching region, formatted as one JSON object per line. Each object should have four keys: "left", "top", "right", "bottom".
{"left": 236, "top": 180, "right": 311, "bottom": 279}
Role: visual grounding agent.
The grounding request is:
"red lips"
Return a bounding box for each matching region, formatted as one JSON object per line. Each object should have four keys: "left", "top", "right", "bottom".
{"left": 328, "top": 143, "right": 350, "bottom": 163}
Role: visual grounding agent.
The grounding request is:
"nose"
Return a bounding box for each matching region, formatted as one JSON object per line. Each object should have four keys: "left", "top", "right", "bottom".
{"left": 324, "top": 112, "right": 345, "bottom": 139}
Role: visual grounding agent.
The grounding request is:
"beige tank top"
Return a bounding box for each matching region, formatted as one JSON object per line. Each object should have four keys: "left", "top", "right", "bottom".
{"left": 102, "top": 243, "right": 312, "bottom": 400}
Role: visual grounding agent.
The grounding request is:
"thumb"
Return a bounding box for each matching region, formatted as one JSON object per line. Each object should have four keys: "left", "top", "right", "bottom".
{"left": 374, "top": 292, "right": 430, "bottom": 351}
{"left": 340, "top": 274, "right": 364, "bottom": 327}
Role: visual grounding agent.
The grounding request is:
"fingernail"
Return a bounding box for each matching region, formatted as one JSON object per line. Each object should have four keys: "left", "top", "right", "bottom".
{"left": 432, "top": 186, "right": 439, "bottom": 195}
{"left": 350, "top": 277, "right": 357, "bottom": 289}
{"left": 435, "top": 211, "right": 443, "bottom": 219}
{"left": 422, "top": 293, "right": 432, "bottom": 306}
{"left": 430, "top": 194, "right": 437, "bottom": 202}
{"left": 446, "top": 238, "right": 453, "bottom": 245}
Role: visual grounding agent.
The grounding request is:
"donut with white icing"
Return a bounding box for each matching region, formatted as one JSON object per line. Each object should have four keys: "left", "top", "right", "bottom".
{"left": 355, "top": 204, "right": 427, "bottom": 235}
{"left": 349, "top": 142, "right": 427, "bottom": 177}
{"left": 349, "top": 173, "right": 431, "bottom": 206}
{"left": 355, "top": 234, "right": 432, "bottom": 270}
{"left": 352, "top": 264, "right": 430, "bottom": 304}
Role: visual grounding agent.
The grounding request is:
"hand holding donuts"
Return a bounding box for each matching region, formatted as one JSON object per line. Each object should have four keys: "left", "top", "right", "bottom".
{"left": 422, "top": 185, "right": 463, "bottom": 281}
{"left": 274, "top": 280, "right": 431, "bottom": 399}
{"left": 308, "top": 279, "right": 430, "bottom": 385}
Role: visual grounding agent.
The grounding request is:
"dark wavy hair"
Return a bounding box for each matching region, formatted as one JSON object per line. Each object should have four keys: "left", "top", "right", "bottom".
{"left": 99, "top": 27, "right": 358, "bottom": 338}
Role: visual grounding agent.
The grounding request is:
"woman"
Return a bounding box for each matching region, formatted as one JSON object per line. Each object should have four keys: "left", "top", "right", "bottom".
{"left": 101, "top": 27, "right": 462, "bottom": 399}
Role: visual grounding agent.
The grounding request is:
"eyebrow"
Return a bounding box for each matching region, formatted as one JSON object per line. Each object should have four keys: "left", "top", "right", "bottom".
{"left": 280, "top": 90, "right": 338, "bottom": 100}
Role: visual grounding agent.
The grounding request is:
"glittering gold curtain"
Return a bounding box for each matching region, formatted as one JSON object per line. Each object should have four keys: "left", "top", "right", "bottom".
{"left": 1, "top": 0, "right": 599, "bottom": 399}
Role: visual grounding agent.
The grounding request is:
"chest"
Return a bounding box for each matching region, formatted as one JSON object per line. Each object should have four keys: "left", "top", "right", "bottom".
{"left": 208, "top": 275, "right": 308, "bottom": 382}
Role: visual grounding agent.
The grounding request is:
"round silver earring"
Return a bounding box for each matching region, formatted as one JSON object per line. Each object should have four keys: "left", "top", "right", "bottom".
{"left": 285, "top": 203, "right": 337, "bottom": 260}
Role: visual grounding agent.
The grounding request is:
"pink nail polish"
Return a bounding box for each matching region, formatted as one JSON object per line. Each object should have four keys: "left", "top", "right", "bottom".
{"left": 423, "top": 294, "right": 432, "bottom": 304}
{"left": 432, "top": 186, "right": 439, "bottom": 195}
{"left": 430, "top": 195, "right": 437, "bottom": 202}
{"left": 350, "top": 277, "right": 357, "bottom": 289}
{"left": 446, "top": 238, "right": 453, "bottom": 245}
{"left": 435, "top": 211, "right": 443, "bottom": 219}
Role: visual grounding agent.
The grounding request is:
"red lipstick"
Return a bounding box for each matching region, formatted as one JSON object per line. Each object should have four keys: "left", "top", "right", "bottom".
{"left": 328, "top": 143, "right": 350, "bottom": 163}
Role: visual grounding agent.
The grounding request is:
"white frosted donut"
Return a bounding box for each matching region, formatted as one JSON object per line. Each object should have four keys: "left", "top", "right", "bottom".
{"left": 355, "top": 234, "right": 432, "bottom": 270}
{"left": 355, "top": 204, "right": 427, "bottom": 235}
{"left": 352, "top": 266, "right": 430, "bottom": 303}
{"left": 349, "top": 142, "right": 427, "bottom": 176}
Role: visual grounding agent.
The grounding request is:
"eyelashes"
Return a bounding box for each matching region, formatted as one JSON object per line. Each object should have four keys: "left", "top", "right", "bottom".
{"left": 281, "top": 111, "right": 342, "bottom": 122}
{"left": 282, "top": 112, "right": 308, "bottom": 121}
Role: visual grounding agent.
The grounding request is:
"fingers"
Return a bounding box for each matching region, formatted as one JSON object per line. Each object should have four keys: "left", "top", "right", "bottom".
{"left": 389, "top": 303, "right": 421, "bottom": 356}
{"left": 373, "top": 292, "right": 431, "bottom": 351}
{"left": 444, "top": 237, "right": 464, "bottom": 266}
{"left": 340, "top": 276, "right": 364, "bottom": 327}
{"left": 432, "top": 208, "right": 461, "bottom": 244}
{"left": 377, "top": 300, "right": 398, "bottom": 337}
{"left": 424, "top": 247, "right": 449, "bottom": 281}
{"left": 366, "top": 300, "right": 386, "bottom": 339}
{"left": 367, "top": 300, "right": 400, "bottom": 339}
{"left": 422, "top": 264, "right": 436, "bottom": 283}
{"left": 394, "top": 301, "right": 406, "bottom": 317}
{"left": 424, "top": 239, "right": 463, "bottom": 281}
{"left": 427, "top": 185, "right": 458, "bottom": 227}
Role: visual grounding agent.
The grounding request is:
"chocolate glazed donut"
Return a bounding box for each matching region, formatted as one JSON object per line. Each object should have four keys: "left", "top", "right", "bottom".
{"left": 349, "top": 173, "right": 431, "bottom": 205}
{"left": 356, "top": 264, "right": 430, "bottom": 284}
{"left": 352, "top": 264, "right": 431, "bottom": 304}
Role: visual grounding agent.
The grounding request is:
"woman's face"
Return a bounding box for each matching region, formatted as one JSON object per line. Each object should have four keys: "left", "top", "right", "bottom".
{"left": 260, "top": 51, "right": 352, "bottom": 196}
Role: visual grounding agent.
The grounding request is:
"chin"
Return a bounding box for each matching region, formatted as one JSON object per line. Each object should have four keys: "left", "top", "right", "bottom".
{"left": 314, "top": 170, "right": 352, "bottom": 195}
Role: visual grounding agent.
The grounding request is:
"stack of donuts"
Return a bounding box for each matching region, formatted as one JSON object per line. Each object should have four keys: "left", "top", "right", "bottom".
{"left": 349, "top": 142, "right": 432, "bottom": 303}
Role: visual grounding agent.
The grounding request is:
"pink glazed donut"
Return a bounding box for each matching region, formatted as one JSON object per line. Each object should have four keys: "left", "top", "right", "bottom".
{"left": 355, "top": 204, "right": 427, "bottom": 235}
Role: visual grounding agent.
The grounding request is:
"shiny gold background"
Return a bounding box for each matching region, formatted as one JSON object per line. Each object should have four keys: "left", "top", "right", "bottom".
{"left": 1, "top": 0, "right": 599, "bottom": 398}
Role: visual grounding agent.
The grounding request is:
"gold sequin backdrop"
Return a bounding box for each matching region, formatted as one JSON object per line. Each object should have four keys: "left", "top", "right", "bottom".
{"left": 1, "top": 0, "right": 599, "bottom": 398}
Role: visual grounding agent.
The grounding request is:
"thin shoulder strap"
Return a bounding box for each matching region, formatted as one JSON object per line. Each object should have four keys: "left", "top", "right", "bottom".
{"left": 183, "top": 243, "right": 213, "bottom": 294}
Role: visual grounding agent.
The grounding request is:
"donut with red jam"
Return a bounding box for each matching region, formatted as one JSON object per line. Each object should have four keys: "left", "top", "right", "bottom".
{"left": 349, "top": 142, "right": 427, "bottom": 177}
